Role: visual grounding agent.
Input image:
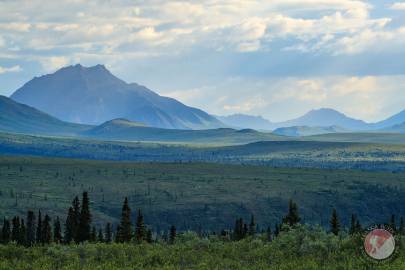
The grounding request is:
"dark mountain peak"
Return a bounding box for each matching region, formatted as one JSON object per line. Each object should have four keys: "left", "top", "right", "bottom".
{"left": 10, "top": 64, "right": 224, "bottom": 129}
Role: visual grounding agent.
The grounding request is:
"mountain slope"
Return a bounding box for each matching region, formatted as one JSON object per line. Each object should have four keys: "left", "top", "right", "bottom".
{"left": 0, "top": 95, "right": 90, "bottom": 135}
{"left": 83, "top": 118, "right": 285, "bottom": 144}
{"left": 273, "top": 126, "right": 347, "bottom": 137}
{"left": 382, "top": 122, "right": 405, "bottom": 133}
{"left": 216, "top": 114, "right": 275, "bottom": 130}
{"left": 374, "top": 110, "right": 405, "bottom": 129}
{"left": 276, "top": 108, "right": 369, "bottom": 130}
{"left": 11, "top": 64, "right": 224, "bottom": 130}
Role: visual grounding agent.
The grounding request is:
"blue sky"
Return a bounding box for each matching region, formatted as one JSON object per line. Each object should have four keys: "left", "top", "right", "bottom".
{"left": 1, "top": 0, "right": 405, "bottom": 122}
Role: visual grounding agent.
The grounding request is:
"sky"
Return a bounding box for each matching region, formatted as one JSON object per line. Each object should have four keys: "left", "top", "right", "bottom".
{"left": 1, "top": 0, "right": 405, "bottom": 122}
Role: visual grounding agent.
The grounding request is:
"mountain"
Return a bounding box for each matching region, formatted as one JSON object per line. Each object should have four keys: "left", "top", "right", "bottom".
{"left": 216, "top": 114, "right": 274, "bottom": 130}
{"left": 0, "top": 95, "right": 90, "bottom": 135}
{"left": 83, "top": 118, "right": 285, "bottom": 144}
{"left": 275, "top": 108, "right": 370, "bottom": 130}
{"left": 374, "top": 110, "right": 405, "bottom": 129}
{"left": 382, "top": 122, "right": 405, "bottom": 134}
{"left": 11, "top": 64, "right": 225, "bottom": 130}
{"left": 273, "top": 125, "right": 347, "bottom": 137}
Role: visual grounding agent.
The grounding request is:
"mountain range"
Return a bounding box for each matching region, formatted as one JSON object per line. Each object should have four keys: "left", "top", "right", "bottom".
{"left": 11, "top": 64, "right": 224, "bottom": 130}
{"left": 3, "top": 63, "right": 405, "bottom": 140}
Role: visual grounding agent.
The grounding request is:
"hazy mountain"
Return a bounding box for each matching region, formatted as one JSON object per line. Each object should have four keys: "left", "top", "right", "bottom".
{"left": 382, "top": 122, "right": 405, "bottom": 134}
{"left": 273, "top": 125, "right": 347, "bottom": 137}
{"left": 0, "top": 95, "right": 90, "bottom": 135}
{"left": 216, "top": 114, "right": 274, "bottom": 130}
{"left": 374, "top": 110, "right": 405, "bottom": 129}
{"left": 83, "top": 118, "right": 285, "bottom": 144}
{"left": 11, "top": 64, "right": 225, "bottom": 130}
{"left": 275, "top": 108, "right": 370, "bottom": 130}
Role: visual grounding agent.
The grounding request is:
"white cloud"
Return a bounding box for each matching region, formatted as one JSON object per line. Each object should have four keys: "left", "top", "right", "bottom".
{"left": 390, "top": 2, "right": 405, "bottom": 10}
{"left": 40, "top": 56, "right": 71, "bottom": 72}
{"left": 0, "top": 65, "right": 22, "bottom": 74}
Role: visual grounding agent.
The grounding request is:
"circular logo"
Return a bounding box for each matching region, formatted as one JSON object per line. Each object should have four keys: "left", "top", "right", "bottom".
{"left": 364, "top": 229, "right": 395, "bottom": 260}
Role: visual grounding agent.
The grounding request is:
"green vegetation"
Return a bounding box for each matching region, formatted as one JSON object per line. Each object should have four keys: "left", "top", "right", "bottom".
{"left": 1, "top": 155, "right": 405, "bottom": 231}
{"left": 0, "top": 226, "right": 403, "bottom": 269}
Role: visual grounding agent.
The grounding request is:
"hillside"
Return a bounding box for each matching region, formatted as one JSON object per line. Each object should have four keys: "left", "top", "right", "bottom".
{"left": 11, "top": 64, "right": 224, "bottom": 130}
{"left": 273, "top": 125, "right": 346, "bottom": 137}
{"left": 82, "top": 118, "right": 283, "bottom": 144}
{"left": 0, "top": 95, "right": 90, "bottom": 135}
{"left": 216, "top": 114, "right": 275, "bottom": 130}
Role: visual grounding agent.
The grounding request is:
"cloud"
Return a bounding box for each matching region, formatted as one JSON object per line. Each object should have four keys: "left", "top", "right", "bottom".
{"left": 40, "top": 56, "right": 71, "bottom": 72}
{"left": 390, "top": 2, "right": 405, "bottom": 10}
{"left": 0, "top": 65, "right": 22, "bottom": 74}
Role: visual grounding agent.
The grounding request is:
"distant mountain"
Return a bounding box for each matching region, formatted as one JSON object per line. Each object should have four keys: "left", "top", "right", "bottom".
{"left": 83, "top": 118, "right": 285, "bottom": 144}
{"left": 216, "top": 114, "right": 274, "bottom": 130}
{"left": 275, "top": 108, "right": 370, "bottom": 130}
{"left": 273, "top": 125, "right": 347, "bottom": 137}
{"left": 11, "top": 64, "right": 224, "bottom": 130}
{"left": 374, "top": 110, "right": 405, "bottom": 129}
{"left": 0, "top": 95, "right": 90, "bottom": 135}
{"left": 382, "top": 122, "right": 405, "bottom": 134}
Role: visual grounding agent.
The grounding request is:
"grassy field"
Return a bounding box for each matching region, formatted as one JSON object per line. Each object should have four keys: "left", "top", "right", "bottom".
{"left": 1, "top": 155, "right": 405, "bottom": 231}
{"left": 0, "top": 226, "right": 403, "bottom": 269}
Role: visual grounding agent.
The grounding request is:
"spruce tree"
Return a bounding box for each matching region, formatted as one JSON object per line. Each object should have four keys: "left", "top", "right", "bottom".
{"left": 18, "top": 219, "right": 26, "bottom": 246}
{"left": 26, "top": 211, "right": 36, "bottom": 247}
{"left": 105, "top": 222, "right": 112, "bottom": 243}
{"left": 282, "top": 199, "right": 300, "bottom": 227}
{"left": 90, "top": 226, "right": 97, "bottom": 242}
{"left": 36, "top": 210, "right": 42, "bottom": 244}
{"left": 119, "top": 197, "right": 132, "bottom": 242}
{"left": 266, "top": 226, "right": 272, "bottom": 242}
{"left": 399, "top": 217, "right": 405, "bottom": 235}
{"left": 146, "top": 229, "right": 153, "bottom": 243}
{"left": 2, "top": 218, "right": 11, "bottom": 244}
{"left": 329, "top": 208, "right": 340, "bottom": 236}
{"left": 64, "top": 207, "right": 75, "bottom": 243}
{"left": 11, "top": 216, "right": 20, "bottom": 242}
{"left": 248, "top": 215, "right": 256, "bottom": 236}
{"left": 349, "top": 214, "right": 357, "bottom": 235}
{"left": 72, "top": 196, "right": 81, "bottom": 242}
{"left": 169, "top": 225, "right": 176, "bottom": 244}
{"left": 42, "top": 214, "right": 52, "bottom": 244}
{"left": 135, "top": 209, "right": 146, "bottom": 242}
{"left": 274, "top": 224, "right": 280, "bottom": 237}
{"left": 97, "top": 228, "right": 104, "bottom": 242}
{"left": 390, "top": 214, "right": 396, "bottom": 232}
{"left": 77, "top": 192, "right": 91, "bottom": 243}
{"left": 53, "top": 216, "right": 62, "bottom": 244}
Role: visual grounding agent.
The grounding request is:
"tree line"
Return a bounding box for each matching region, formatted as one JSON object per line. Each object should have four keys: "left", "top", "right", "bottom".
{"left": 0, "top": 193, "right": 404, "bottom": 247}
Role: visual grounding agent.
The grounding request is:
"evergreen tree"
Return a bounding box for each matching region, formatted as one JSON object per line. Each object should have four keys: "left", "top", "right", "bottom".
{"left": 233, "top": 218, "right": 244, "bottom": 241}
{"left": 282, "top": 199, "right": 301, "bottom": 226}
{"left": 64, "top": 207, "right": 75, "bottom": 243}
{"left": 36, "top": 210, "right": 42, "bottom": 244}
{"left": 146, "top": 229, "right": 153, "bottom": 243}
{"left": 2, "top": 218, "right": 11, "bottom": 244}
{"left": 330, "top": 208, "right": 340, "bottom": 236}
{"left": 77, "top": 192, "right": 91, "bottom": 243}
{"left": 355, "top": 219, "right": 362, "bottom": 233}
{"left": 399, "top": 217, "right": 405, "bottom": 235}
{"left": 105, "top": 222, "right": 112, "bottom": 243}
{"left": 248, "top": 214, "right": 256, "bottom": 236}
{"left": 97, "top": 228, "right": 104, "bottom": 242}
{"left": 349, "top": 214, "right": 357, "bottom": 235}
{"left": 118, "top": 197, "right": 132, "bottom": 242}
{"left": 169, "top": 225, "right": 176, "bottom": 244}
{"left": 90, "top": 226, "right": 97, "bottom": 242}
{"left": 18, "top": 219, "right": 26, "bottom": 246}
{"left": 274, "top": 224, "right": 280, "bottom": 237}
{"left": 390, "top": 214, "right": 396, "bottom": 232}
{"left": 11, "top": 216, "right": 20, "bottom": 242}
{"left": 53, "top": 216, "right": 62, "bottom": 244}
{"left": 135, "top": 209, "right": 146, "bottom": 242}
{"left": 266, "top": 226, "right": 272, "bottom": 242}
{"left": 115, "top": 225, "right": 122, "bottom": 243}
{"left": 41, "top": 214, "right": 52, "bottom": 244}
{"left": 26, "top": 211, "right": 36, "bottom": 247}
{"left": 72, "top": 196, "right": 81, "bottom": 242}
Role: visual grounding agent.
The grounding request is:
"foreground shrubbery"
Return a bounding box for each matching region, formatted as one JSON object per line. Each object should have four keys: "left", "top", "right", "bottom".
{"left": 0, "top": 225, "right": 403, "bottom": 270}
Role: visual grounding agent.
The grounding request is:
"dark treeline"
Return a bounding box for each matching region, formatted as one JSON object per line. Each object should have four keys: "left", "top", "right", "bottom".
{"left": 1, "top": 193, "right": 404, "bottom": 247}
